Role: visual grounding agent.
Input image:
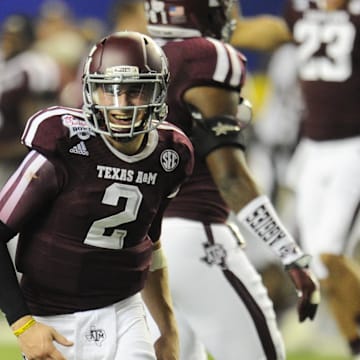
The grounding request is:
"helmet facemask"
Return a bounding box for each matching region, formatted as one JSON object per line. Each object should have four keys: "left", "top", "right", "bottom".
{"left": 207, "top": 0, "right": 236, "bottom": 41}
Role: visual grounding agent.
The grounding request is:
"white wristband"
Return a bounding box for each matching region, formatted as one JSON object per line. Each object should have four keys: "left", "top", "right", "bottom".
{"left": 236, "top": 195, "right": 304, "bottom": 266}
{"left": 149, "top": 247, "right": 167, "bottom": 272}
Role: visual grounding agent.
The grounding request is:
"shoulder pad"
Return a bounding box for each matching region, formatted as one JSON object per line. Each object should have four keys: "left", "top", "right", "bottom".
{"left": 21, "top": 106, "right": 92, "bottom": 156}
{"left": 157, "top": 120, "right": 194, "bottom": 178}
{"left": 164, "top": 37, "right": 246, "bottom": 91}
{"left": 158, "top": 120, "right": 187, "bottom": 138}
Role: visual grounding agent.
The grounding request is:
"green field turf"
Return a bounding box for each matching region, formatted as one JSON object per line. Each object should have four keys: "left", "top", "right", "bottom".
{"left": 0, "top": 345, "right": 22, "bottom": 359}
{"left": 0, "top": 344, "right": 350, "bottom": 360}
{"left": 0, "top": 315, "right": 350, "bottom": 360}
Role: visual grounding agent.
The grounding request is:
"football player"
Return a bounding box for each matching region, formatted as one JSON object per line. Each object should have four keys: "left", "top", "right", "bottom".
{"left": 110, "top": 0, "right": 149, "bottom": 34}
{"left": 284, "top": 0, "right": 360, "bottom": 357}
{"left": 111, "top": 0, "right": 291, "bottom": 49}
{"left": 0, "top": 31, "right": 194, "bottom": 360}
{"left": 140, "top": 1, "right": 321, "bottom": 359}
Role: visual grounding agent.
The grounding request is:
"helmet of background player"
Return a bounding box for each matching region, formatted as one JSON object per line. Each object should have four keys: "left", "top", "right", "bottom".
{"left": 82, "top": 31, "right": 169, "bottom": 140}
{"left": 145, "top": 0, "right": 235, "bottom": 42}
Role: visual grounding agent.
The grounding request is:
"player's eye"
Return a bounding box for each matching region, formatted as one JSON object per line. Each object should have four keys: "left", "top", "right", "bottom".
{"left": 102, "top": 84, "right": 121, "bottom": 95}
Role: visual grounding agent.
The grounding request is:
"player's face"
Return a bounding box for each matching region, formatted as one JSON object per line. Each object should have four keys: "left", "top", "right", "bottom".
{"left": 94, "top": 83, "right": 153, "bottom": 134}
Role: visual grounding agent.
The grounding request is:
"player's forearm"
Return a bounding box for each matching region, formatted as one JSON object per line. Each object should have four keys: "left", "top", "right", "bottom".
{"left": 0, "top": 223, "right": 30, "bottom": 325}
{"left": 230, "top": 16, "right": 292, "bottom": 51}
{"left": 142, "top": 250, "right": 178, "bottom": 336}
{"left": 142, "top": 269, "right": 178, "bottom": 335}
{"left": 206, "top": 147, "right": 261, "bottom": 212}
{"left": 114, "top": 2, "right": 149, "bottom": 34}
{"left": 206, "top": 147, "right": 309, "bottom": 266}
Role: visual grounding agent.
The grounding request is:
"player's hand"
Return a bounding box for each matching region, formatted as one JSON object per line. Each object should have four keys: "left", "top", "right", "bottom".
{"left": 16, "top": 320, "right": 73, "bottom": 360}
{"left": 286, "top": 264, "right": 321, "bottom": 322}
{"left": 154, "top": 329, "right": 179, "bottom": 360}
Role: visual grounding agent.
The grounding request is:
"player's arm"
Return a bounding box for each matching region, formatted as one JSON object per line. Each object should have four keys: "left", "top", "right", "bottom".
{"left": 141, "top": 199, "right": 179, "bottom": 360}
{"left": 0, "top": 151, "right": 72, "bottom": 359}
{"left": 230, "top": 2, "right": 292, "bottom": 51}
{"left": 141, "top": 240, "right": 178, "bottom": 360}
{"left": 184, "top": 85, "right": 320, "bottom": 322}
{"left": 112, "top": 0, "right": 149, "bottom": 34}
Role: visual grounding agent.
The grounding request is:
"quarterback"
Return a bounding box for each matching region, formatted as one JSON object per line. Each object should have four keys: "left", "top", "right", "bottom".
{"left": 0, "top": 31, "right": 194, "bottom": 360}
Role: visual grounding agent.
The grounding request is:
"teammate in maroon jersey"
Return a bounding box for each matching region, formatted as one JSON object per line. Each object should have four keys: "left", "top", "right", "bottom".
{"left": 140, "top": 1, "right": 320, "bottom": 359}
{"left": 284, "top": 0, "right": 360, "bottom": 357}
{"left": 0, "top": 31, "right": 194, "bottom": 360}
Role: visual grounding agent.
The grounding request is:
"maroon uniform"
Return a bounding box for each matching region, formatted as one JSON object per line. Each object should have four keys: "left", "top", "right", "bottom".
{"left": 0, "top": 106, "right": 194, "bottom": 316}
{"left": 283, "top": 2, "right": 360, "bottom": 356}
{"left": 163, "top": 37, "right": 246, "bottom": 223}
{"left": 284, "top": 0, "right": 360, "bottom": 140}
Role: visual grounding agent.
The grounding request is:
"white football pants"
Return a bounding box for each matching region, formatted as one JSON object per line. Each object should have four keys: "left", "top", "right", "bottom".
{"left": 32, "top": 293, "right": 156, "bottom": 360}
{"left": 286, "top": 136, "right": 360, "bottom": 278}
{"left": 150, "top": 218, "right": 286, "bottom": 360}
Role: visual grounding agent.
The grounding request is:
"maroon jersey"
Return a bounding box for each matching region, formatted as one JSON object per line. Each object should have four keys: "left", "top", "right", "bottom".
{"left": 0, "top": 106, "right": 194, "bottom": 315}
{"left": 284, "top": 0, "right": 360, "bottom": 140}
{"left": 162, "top": 37, "right": 246, "bottom": 223}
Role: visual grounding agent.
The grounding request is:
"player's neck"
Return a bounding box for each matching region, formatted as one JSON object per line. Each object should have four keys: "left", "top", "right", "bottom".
{"left": 105, "top": 133, "right": 147, "bottom": 155}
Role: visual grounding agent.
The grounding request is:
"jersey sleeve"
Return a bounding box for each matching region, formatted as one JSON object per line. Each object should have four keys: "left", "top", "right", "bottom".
{"left": 0, "top": 150, "right": 64, "bottom": 232}
{"left": 148, "top": 124, "right": 194, "bottom": 242}
{"left": 163, "top": 122, "right": 195, "bottom": 198}
{"left": 148, "top": 135, "right": 193, "bottom": 243}
{"left": 21, "top": 106, "right": 76, "bottom": 157}
{"left": 172, "top": 133, "right": 194, "bottom": 195}
{"left": 164, "top": 37, "right": 247, "bottom": 96}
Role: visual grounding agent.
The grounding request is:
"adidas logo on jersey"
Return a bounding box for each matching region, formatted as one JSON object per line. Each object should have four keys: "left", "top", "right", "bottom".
{"left": 69, "top": 141, "right": 89, "bottom": 156}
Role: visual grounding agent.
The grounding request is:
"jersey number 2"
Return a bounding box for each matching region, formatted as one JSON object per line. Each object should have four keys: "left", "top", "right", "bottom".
{"left": 84, "top": 183, "right": 142, "bottom": 249}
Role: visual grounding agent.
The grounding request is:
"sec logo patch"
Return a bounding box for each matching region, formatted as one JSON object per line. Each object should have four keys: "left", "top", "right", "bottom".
{"left": 160, "top": 149, "right": 179, "bottom": 172}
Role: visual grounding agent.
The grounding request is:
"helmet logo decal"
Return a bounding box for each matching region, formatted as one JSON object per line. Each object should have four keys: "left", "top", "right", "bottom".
{"left": 160, "top": 149, "right": 179, "bottom": 172}
{"left": 105, "top": 66, "right": 139, "bottom": 77}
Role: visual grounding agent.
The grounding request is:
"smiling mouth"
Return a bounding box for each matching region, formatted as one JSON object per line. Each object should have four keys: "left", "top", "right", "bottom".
{"left": 109, "top": 112, "right": 143, "bottom": 131}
